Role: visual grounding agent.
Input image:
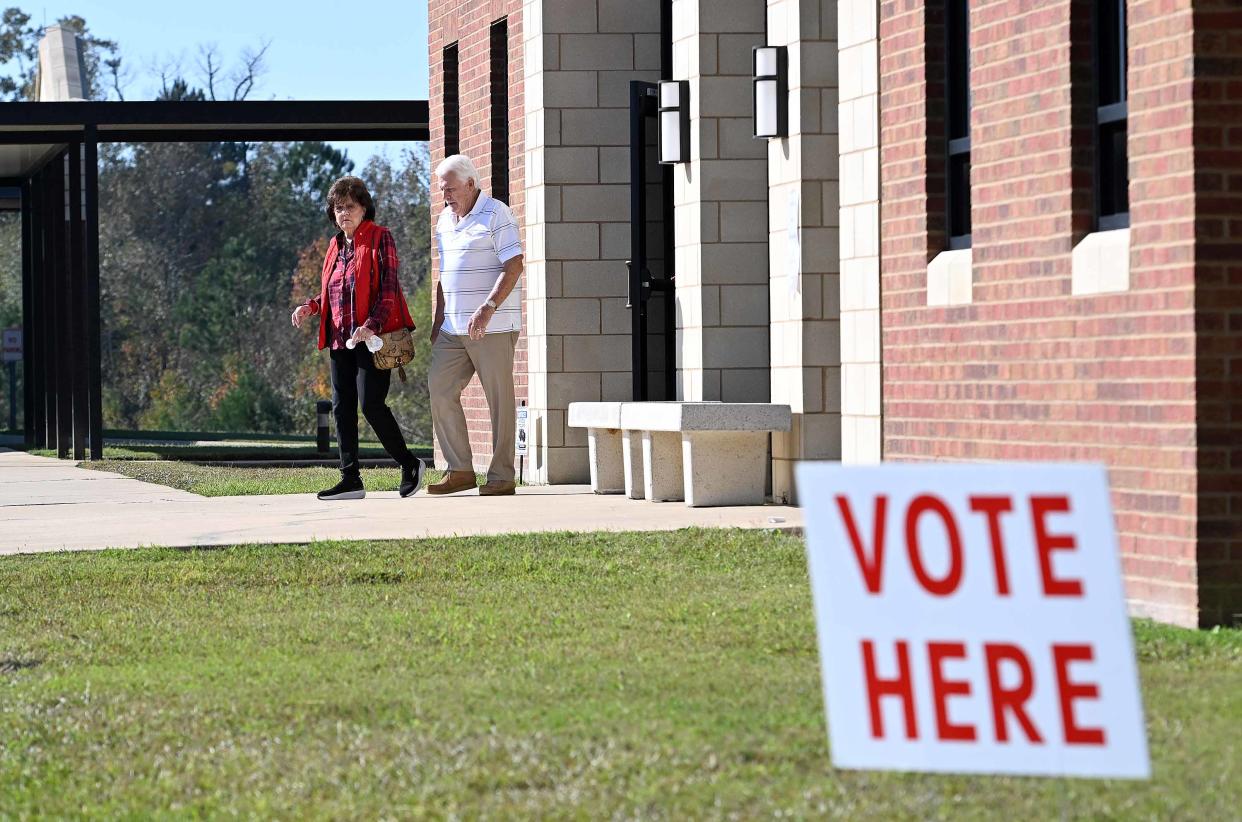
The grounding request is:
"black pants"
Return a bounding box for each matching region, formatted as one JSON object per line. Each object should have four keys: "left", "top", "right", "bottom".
{"left": 329, "top": 347, "right": 415, "bottom": 480}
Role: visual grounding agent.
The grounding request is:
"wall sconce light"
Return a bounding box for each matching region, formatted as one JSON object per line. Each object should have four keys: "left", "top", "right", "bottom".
{"left": 753, "top": 45, "right": 788, "bottom": 139}
{"left": 658, "top": 80, "right": 690, "bottom": 164}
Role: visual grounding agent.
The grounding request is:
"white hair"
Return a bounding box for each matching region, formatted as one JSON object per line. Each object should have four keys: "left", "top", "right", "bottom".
{"left": 435, "top": 154, "right": 480, "bottom": 186}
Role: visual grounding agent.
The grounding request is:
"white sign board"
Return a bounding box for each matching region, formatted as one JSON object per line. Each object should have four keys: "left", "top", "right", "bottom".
{"left": 795, "top": 462, "right": 1149, "bottom": 779}
{"left": 515, "top": 405, "right": 528, "bottom": 456}
{"left": 2, "top": 328, "right": 20, "bottom": 363}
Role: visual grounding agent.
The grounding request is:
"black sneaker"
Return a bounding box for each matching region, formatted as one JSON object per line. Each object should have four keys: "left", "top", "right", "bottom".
{"left": 317, "top": 476, "right": 365, "bottom": 500}
{"left": 399, "top": 459, "right": 425, "bottom": 498}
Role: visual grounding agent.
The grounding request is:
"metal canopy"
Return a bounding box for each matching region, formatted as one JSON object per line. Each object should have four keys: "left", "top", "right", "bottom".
{"left": 5, "top": 98, "right": 430, "bottom": 458}
{"left": 0, "top": 100, "right": 430, "bottom": 172}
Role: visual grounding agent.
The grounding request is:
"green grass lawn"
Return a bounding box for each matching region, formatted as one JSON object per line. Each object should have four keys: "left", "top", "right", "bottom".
{"left": 0, "top": 530, "right": 1238, "bottom": 818}
{"left": 80, "top": 460, "right": 483, "bottom": 496}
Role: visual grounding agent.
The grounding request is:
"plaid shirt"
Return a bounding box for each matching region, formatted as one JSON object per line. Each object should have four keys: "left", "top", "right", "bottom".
{"left": 309, "top": 228, "right": 401, "bottom": 350}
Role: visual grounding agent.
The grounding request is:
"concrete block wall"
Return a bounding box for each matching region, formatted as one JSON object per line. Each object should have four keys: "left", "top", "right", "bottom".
{"left": 766, "top": 0, "right": 843, "bottom": 504}
{"left": 429, "top": 0, "right": 527, "bottom": 475}
{"left": 670, "top": 0, "right": 771, "bottom": 403}
{"left": 521, "top": 0, "right": 662, "bottom": 483}
{"left": 837, "top": 0, "right": 880, "bottom": 464}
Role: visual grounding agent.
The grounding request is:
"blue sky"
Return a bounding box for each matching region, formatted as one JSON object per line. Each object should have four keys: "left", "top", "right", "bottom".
{"left": 37, "top": 0, "right": 430, "bottom": 165}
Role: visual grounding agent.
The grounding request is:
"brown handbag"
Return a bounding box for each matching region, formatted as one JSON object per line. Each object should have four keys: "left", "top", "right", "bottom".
{"left": 372, "top": 326, "right": 416, "bottom": 381}
{"left": 351, "top": 236, "right": 417, "bottom": 381}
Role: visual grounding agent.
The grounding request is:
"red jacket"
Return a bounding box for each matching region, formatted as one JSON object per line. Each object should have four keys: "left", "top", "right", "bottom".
{"left": 309, "top": 219, "right": 415, "bottom": 351}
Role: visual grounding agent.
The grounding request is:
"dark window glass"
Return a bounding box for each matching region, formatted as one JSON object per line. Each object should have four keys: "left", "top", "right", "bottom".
{"left": 443, "top": 43, "right": 460, "bottom": 157}
{"left": 949, "top": 152, "right": 972, "bottom": 240}
{"left": 1096, "top": 0, "right": 1128, "bottom": 229}
{"left": 490, "top": 19, "right": 510, "bottom": 203}
{"left": 946, "top": 0, "right": 971, "bottom": 247}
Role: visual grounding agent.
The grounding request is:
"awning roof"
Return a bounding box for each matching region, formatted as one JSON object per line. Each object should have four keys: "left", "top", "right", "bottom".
{"left": 0, "top": 100, "right": 430, "bottom": 176}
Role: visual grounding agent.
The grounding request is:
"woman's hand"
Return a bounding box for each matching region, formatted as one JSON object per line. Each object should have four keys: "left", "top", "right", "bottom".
{"left": 291, "top": 305, "right": 312, "bottom": 328}
{"left": 349, "top": 326, "right": 377, "bottom": 347}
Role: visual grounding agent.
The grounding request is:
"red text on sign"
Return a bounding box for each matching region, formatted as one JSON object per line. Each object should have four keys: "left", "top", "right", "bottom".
{"left": 860, "top": 639, "right": 1106, "bottom": 746}
{"left": 836, "top": 494, "right": 1085, "bottom": 597}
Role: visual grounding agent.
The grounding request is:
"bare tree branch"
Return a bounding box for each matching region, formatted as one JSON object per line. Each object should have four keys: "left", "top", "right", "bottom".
{"left": 151, "top": 53, "right": 184, "bottom": 99}
{"left": 103, "top": 56, "right": 126, "bottom": 101}
{"left": 196, "top": 44, "right": 220, "bottom": 101}
{"left": 230, "top": 39, "right": 270, "bottom": 101}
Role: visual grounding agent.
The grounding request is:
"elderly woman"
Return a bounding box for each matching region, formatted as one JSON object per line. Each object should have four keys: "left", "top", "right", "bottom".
{"left": 291, "top": 176, "right": 424, "bottom": 500}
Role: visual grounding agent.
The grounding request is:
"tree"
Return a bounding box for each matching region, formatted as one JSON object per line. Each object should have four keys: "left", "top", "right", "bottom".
{"left": 0, "top": 9, "right": 437, "bottom": 438}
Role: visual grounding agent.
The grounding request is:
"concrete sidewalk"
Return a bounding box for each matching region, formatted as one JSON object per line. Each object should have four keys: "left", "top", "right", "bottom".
{"left": 0, "top": 450, "right": 803, "bottom": 555}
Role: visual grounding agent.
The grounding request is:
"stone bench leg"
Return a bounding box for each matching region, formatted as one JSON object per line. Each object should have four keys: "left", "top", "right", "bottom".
{"left": 586, "top": 428, "right": 625, "bottom": 494}
{"left": 622, "top": 430, "right": 645, "bottom": 499}
{"left": 681, "top": 431, "right": 769, "bottom": 507}
{"left": 642, "top": 431, "right": 684, "bottom": 502}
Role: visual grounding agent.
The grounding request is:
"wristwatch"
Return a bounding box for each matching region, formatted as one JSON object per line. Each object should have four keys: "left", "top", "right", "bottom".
{"left": 485, "top": 298, "right": 498, "bottom": 310}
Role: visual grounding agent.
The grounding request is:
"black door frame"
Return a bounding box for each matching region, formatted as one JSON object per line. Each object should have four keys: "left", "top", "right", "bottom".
{"left": 627, "top": 82, "right": 676, "bottom": 401}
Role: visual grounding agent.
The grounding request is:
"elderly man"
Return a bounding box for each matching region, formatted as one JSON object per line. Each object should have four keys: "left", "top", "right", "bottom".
{"left": 427, "top": 154, "right": 524, "bottom": 496}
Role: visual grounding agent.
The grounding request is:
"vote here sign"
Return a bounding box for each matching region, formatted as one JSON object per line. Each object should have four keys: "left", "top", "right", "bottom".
{"left": 795, "top": 462, "right": 1149, "bottom": 779}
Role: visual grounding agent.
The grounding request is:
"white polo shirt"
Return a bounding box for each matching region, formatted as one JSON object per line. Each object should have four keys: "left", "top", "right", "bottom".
{"left": 435, "top": 193, "right": 523, "bottom": 335}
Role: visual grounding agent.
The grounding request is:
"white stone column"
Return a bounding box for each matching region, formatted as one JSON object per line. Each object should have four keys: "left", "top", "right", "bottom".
{"left": 837, "top": 0, "right": 881, "bottom": 463}
{"left": 670, "top": 0, "right": 770, "bottom": 403}
{"left": 766, "top": 0, "right": 843, "bottom": 504}
{"left": 522, "top": 0, "right": 662, "bottom": 483}
{"left": 37, "top": 25, "right": 89, "bottom": 101}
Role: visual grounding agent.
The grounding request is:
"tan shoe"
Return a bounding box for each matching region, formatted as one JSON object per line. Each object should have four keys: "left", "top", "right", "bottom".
{"left": 426, "top": 470, "right": 477, "bottom": 495}
{"left": 478, "top": 480, "right": 516, "bottom": 496}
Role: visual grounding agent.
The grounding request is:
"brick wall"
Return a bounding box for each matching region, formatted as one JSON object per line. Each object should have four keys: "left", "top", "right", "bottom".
{"left": 429, "top": 0, "right": 527, "bottom": 475}
{"left": 878, "top": 0, "right": 1203, "bottom": 626}
{"left": 1193, "top": 0, "right": 1242, "bottom": 626}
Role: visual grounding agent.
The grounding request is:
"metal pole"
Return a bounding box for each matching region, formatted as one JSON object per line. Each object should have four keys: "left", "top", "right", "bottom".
{"left": 20, "top": 178, "right": 32, "bottom": 443}
{"left": 55, "top": 150, "right": 72, "bottom": 459}
{"left": 41, "top": 159, "right": 58, "bottom": 452}
{"left": 69, "top": 142, "right": 86, "bottom": 460}
{"left": 38, "top": 165, "right": 54, "bottom": 449}
{"left": 316, "top": 399, "right": 332, "bottom": 453}
{"left": 84, "top": 128, "right": 103, "bottom": 460}
{"left": 7, "top": 361, "right": 14, "bottom": 432}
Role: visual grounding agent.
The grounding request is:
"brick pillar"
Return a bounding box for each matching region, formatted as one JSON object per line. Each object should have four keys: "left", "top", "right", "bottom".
{"left": 1192, "top": 0, "right": 1242, "bottom": 627}
{"left": 670, "top": 0, "right": 770, "bottom": 403}
{"left": 766, "top": 0, "right": 843, "bottom": 504}
{"left": 429, "top": 0, "right": 526, "bottom": 477}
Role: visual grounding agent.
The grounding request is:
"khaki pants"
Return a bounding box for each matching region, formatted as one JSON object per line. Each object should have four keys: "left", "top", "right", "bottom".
{"left": 429, "top": 330, "right": 519, "bottom": 483}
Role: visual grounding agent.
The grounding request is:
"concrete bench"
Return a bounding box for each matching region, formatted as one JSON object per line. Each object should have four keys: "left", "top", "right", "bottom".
{"left": 567, "top": 401, "right": 628, "bottom": 495}
{"left": 568, "top": 401, "right": 792, "bottom": 507}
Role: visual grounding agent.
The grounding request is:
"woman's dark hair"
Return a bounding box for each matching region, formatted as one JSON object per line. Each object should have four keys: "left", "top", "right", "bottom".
{"left": 326, "top": 176, "right": 377, "bottom": 228}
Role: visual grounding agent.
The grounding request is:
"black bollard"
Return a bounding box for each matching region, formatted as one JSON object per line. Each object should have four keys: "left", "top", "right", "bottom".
{"left": 316, "top": 399, "right": 332, "bottom": 453}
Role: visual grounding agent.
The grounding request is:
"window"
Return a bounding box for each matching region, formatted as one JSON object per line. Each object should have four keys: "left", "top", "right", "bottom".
{"left": 946, "top": 0, "right": 971, "bottom": 249}
{"left": 443, "top": 42, "right": 460, "bottom": 157}
{"left": 489, "top": 19, "right": 510, "bottom": 203}
{"left": 1095, "top": 0, "right": 1128, "bottom": 229}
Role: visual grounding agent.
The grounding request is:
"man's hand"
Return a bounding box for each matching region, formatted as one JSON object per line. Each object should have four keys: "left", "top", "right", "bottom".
{"left": 430, "top": 320, "right": 443, "bottom": 344}
{"left": 467, "top": 303, "right": 495, "bottom": 341}
{"left": 349, "top": 325, "right": 377, "bottom": 347}
{"left": 291, "top": 305, "right": 312, "bottom": 328}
